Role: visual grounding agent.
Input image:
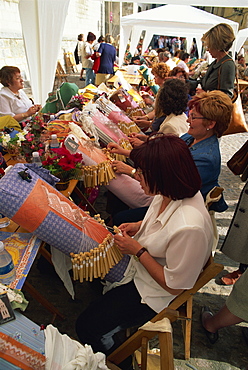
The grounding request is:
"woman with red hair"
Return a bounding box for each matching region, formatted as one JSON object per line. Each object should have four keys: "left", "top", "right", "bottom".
{"left": 76, "top": 134, "right": 213, "bottom": 369}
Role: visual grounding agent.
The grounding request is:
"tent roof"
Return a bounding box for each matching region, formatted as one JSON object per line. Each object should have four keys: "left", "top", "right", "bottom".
{"left": 121, "top": 4, "right": 239, "bottom": 31}
{"left": 107, "top": 0, "right": 247, "bottom": 5}
{"left": 119, "top": 5, "right": 239, "bottom": 65}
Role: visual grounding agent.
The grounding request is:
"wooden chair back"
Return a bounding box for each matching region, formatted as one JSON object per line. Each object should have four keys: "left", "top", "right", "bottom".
{"left": 107, "top": 256, "right": 223, "bottom": 367}
{"left": 55, "top": 61, "right": 68, "bottom": 87}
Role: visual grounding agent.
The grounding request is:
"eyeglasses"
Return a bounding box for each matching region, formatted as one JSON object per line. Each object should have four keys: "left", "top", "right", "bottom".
{"left": 189, "top": 114, "right": 208, "bottom": 121}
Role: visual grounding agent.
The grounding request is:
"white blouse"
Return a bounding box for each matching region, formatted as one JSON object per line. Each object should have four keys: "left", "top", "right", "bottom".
{"left": 131, "top": 192, "right": 213, "bottom": 312}
{"left": 0, "top": 87, "right": 32, "bottom": 119}
{"left": 159, "top": 113, "right": 189, "bottom": 137}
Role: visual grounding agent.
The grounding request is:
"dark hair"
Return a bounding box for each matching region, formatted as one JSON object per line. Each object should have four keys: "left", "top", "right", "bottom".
{"left": 181, "top": 53, "right": 190, "bottom": 61}
{"left": 78, "top": 34, "right": 84, "bottom": 41}
{"left": 130, "top": 134, "right": 201, "bottom": 200}
{"left": 155, "top": 78, "right": 188, "bottom": 116}
{"left": 87, "top": 32, "right": 96, "bottom": 42}
{"left": 0, "top": 66, "right": 20, "bottom": 87}
{"left": 98, "top": 36, "right": 105, "bottom": 43}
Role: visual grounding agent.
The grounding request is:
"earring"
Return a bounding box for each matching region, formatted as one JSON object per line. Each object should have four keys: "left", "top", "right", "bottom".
{"left": 206, "top": 128, "right": 210, "bottom": 131}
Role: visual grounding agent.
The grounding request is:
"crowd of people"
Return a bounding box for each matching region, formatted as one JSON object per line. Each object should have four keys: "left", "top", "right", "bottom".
{"left": 74, "top": 31, "right": 117, "bottom": 87}
{"left": 0, "top": 22, "right": 247, "bottom": 370}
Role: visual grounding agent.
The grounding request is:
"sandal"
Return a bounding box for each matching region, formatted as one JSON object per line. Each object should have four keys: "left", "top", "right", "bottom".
{"left": 201, "top": 306, "right": 219, "bottom": 344}
{"left": 221, "top": 269, "right": 242, "bottom": 286}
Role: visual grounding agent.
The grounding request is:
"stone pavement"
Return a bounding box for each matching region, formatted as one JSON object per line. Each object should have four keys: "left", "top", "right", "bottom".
{"left": 23, "top": 78, "right": 248, "bottom": 369}
{"left": 171, "top": 132, "right": 248, "bottom": 370}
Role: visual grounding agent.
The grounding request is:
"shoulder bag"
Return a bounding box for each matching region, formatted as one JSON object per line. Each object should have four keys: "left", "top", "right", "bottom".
{"left": 227, "top": 139, "right": 248, "bottom": 176}
{"left": 218, "top": 59, "right": 248, "bottom": 135}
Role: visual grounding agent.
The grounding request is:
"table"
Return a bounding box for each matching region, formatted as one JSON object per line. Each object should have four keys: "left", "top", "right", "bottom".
{"left": 0, "top": 231, "right": 41, "bottom": 291}
{"left": 0, "top": 310, "right": 45, "bottom": 370}
{"left": 237, "top": 78, "right": 248, "bottom": 92}
{"left": 107, "top": 71, "right": 143, "bottom": 87}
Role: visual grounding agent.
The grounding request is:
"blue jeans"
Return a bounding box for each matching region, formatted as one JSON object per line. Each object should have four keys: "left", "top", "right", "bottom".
{"left": 85, "top": 68, "right": 95, "bottom": 86}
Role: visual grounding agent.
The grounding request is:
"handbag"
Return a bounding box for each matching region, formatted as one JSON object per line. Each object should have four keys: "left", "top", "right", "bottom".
{"left": 227, "top": 139, "right": 248, "bottom": 175}
{"left": 218, "top": 60, "right": 248, "bottom": 135}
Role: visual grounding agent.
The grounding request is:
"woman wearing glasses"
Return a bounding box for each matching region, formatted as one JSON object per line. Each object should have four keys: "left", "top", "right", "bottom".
{"left": 109, "top": 90, "right": 233, "bottom": 225}
{"left": 181, "top": 89, "right": 233, "bottom": 212}
{"left": 76, "top": 134, "right": 213, "bottom": 369}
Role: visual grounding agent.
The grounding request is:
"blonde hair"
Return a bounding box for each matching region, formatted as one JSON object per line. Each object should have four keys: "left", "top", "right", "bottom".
{"left": 202, "top": 23, "right": 235, "bottom": 52}
{"left": 151, "top": 62, "right": 170, "bottom": 80}
{"left": 105, "top": 34, "right": 114, "bottom": 44}
{"left": 188, "top": 90, "right": 233, "bottom": 137}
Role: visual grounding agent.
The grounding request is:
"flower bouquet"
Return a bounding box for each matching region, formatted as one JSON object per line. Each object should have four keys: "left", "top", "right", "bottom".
{"left": 42, "top": 147, "right": 84, "bottom": 189}
{"left": 0, "top": 130, "right": 26, "bottom": 160}
{"left": 20, "top": 115, "right": 48, "bottom": 162}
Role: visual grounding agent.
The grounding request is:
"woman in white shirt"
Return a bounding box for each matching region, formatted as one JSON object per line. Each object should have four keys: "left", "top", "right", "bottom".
{"left": 0, "top": 66, "right": 41, "bottom": 125}
{"left": 76, "top": 134, "right": 213, "bottom": 369}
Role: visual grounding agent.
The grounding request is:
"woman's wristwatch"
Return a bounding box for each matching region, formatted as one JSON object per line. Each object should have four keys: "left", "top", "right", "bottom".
{"left": 134, "top": 247, "right": 148, "bottom": 261}
{"left": 130, "top": 168, "right": 136, "bottom": 178}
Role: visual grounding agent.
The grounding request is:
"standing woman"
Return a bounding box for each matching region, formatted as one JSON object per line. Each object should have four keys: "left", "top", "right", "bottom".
{"left": 198, "top": 23, "right": 236, "bottom": 98}
{"left": 95, "top": 34, "right": 116, "bottom": 86}
{"left": 0, "top": 66, "right": 41, "bottom": 125}
{"left": 80, "top": 32, "right": 96, "bottom": 86}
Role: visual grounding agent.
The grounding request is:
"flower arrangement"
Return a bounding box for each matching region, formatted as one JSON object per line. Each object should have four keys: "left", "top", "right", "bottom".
{"left": 65, "top": 94, "right": 89, "bottom": 110}
{"left": 42, "top": 146, "right": 84, "bottom": 183}
{"left": 0, "top": 116, "right": 48, "bottom": 162}
{"left": 20, "top": 115, "right": 48, "bottom": 162}
{"left": 0, "top": 130, "right": 26, "bottom": 159}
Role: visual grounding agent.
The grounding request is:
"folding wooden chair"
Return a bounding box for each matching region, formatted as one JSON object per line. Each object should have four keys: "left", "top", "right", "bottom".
{"left": 107, "top": 256, "right": 223, "bottom": 368}
{"left": 64, "top": 52, "right": 77, "bottom": 73}
{"left": 55, "top": 61, "right": 68, "bottom": 87}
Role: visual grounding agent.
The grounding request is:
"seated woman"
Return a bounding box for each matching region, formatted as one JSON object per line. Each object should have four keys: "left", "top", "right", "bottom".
{"left": 133, "top": 62, "right": 170, "bottom": 130}
{"left": 76, "top": 134, "right": 213, "bottom": 369}
{"left": 168, "top": 65, "right": 189, "bottom": 80}
{"left": 0, "top": 66, "right": 41, "bottom": 125}
{"left": 181, "top": 90, "right": 233, "bottom": 212}
{"left": 108, "top": 89, "right": 232, "bottom": 225}
{"left": 125, "top": 78, "right": 189, "bottom": 148}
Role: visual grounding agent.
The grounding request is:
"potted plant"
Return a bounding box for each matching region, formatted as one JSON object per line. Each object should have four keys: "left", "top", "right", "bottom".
{"left": 42, "top": 146, "right": 84, "bottom": 190}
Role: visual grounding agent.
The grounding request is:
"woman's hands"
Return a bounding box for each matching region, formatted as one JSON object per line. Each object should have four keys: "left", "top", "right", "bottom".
{"left": 139, "top": 91, "right": 155, "bottom": 106}
{"left": 133, "top": 116, "right": 152, "bottom": 129}
{"left": 196, "top": 87, "right": 204, "bottom": 95}
{"left": 118, "top": 221, "right": 142, "bottom": 236}
{"left": 111, "top": 160, "right": 133, "bottom": 175}
{"left": 114, "top": 221, "right": 142, "bottom": 255}
{"left": 26, "top": 104, "right": 41, "bottom": 116}
{"left": 107, "top": 142, "right": 130, "bottom": 157}
{"left": 128, "top": 133, "right": 147, "bottom": 147}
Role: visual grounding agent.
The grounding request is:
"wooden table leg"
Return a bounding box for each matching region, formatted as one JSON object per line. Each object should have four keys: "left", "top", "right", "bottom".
{"left": 23, "top": 281, "right": 65, "bottom": 323}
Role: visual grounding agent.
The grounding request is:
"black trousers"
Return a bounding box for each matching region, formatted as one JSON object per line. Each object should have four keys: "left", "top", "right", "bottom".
{"left": 75, "top": 281, "right": 156, "bottom": 368}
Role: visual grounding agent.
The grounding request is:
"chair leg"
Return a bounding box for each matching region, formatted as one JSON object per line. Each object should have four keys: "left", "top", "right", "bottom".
{"left": 141, "top": 336, "right": 148, "bottom": 370}
{"left": 184, "top": 295, "right": 193, "bottom": 360}
{"left": 159, "top": 332, "right": 174, "bottom": 370}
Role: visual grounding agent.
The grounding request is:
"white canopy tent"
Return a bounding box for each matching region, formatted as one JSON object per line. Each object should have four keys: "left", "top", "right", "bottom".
{"left": 19, "top": 0, "right": 70, "bottom": 105}
{"left": 107, "top": 0, "right": 248, "bottom": 4}
{"left": 236, "top": 28, "right": 248, "bottom": 54}
{"left": 119, "top": 4, "right": 240, "bottom": 65}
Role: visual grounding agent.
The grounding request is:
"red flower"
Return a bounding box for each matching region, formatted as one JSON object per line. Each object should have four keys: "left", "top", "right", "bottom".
{"left": 58, "top": 157, "right": 77, "bottom": 171}
{"left": 42, "top": 157, "right": 55, "bottom": 166}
